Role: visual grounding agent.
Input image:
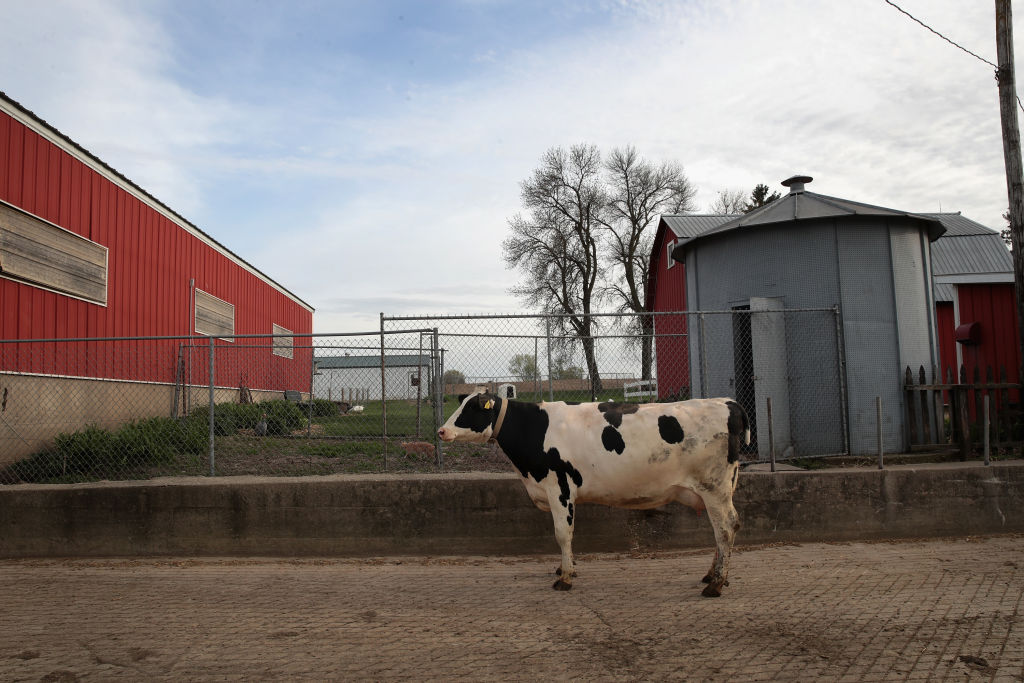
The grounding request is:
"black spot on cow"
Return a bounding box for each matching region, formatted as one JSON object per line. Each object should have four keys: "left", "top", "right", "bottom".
{"left": 597, "top": 402, "right": 639, "bottom": 428}
{"left": 601, "top": 425, "right": 626, "bottom": 454}
{"left": 658, "top": 415, "right": 685, "bottom": 444}
{"left": 725, "top": 400, "right": 749, "bottom": 463}
{"left": 566, "top": 502, "right": 575, "bottom": 526}
{"left": 548, "top": 447, "right": 583, "bottom": 509}
{"left": 565, "top": 401, "right": 581, "bottom": 405}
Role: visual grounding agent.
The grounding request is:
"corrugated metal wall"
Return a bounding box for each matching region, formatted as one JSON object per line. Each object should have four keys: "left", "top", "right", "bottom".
{"left": 684, "top": 220, "right": 845, "bottom": 456}
{"left": 1, "top": 109, "right": 312, "bottom": 393}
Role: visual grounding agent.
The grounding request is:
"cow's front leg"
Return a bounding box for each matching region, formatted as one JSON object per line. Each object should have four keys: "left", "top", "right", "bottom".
{"left": 548, "top": 491, "right": 577, "bottom": 591}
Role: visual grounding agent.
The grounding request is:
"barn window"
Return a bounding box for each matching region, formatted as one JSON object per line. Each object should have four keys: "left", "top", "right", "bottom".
{"left": 0, "top": 200, "right": 108, "bottom": 305}
{"left": 666, "top": 239, "right": 676, "bottom": 269}
{"left": 194, "top": 288, "right": 235, "bottom": 339}
{"left": 272, "top": 323, "right": 294, "bottom": 358}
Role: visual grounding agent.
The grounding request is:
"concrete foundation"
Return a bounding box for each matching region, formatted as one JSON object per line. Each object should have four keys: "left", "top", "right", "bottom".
{"left": 0, "top": 461, "right": 1021, "bottom": 558}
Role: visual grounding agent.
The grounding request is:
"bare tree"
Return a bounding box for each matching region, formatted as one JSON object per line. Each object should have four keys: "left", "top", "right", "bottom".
{"left": 504, "top": 144, "right": 606, "bottom": 396}
{"left": 602, "top": 146, "right": 697, "bottom": 380}
{"left": 709, "top": 189, "right": 747, "bottom": 214}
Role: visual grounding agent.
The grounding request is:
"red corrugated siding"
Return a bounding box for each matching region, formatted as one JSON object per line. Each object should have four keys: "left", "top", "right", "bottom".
{"left": 936, "top": 302, "right": 957, "bottom": 382}
{"left": 956, "top": 283, "right": 1020, "bottom": 384}
{"left": 1, "top": 108, "right": 312, "bottom": 392}
{"left": 650, "top": 231, "right": 690, "bottom": 399}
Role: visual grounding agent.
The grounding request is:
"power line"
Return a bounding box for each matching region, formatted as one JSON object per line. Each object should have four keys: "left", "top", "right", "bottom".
{"left": 882, "top": 0, "right": 1024, "bottom": 114}
{"left": 882, "top": 0, "right": 996, "bottom": 68}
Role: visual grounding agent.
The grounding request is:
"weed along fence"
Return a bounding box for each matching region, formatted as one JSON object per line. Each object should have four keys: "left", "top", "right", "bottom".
{"left": 6, "top": 308, "right": 1010, "bottom": 485}
{"left": 903, "top": 364, "right": 1024, "bottom": 459}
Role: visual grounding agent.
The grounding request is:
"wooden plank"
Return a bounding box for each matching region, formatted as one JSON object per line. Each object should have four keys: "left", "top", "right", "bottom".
{"left": 0, "top": 200, "right": 107, "bottom": 304}
{"left": 973, "top": 366, "right": 983, "bottom": 431}
{"left": 919, "top": 365, "right": 932, "bottom": 444}
{"left": 0, "top": 202, "right": 105, "bottom": 265}
{"left": 272, "top": 322, "right": 294, "bottom": 358}
{"left": 195, "top": 288, "right": 234, "bottom": 337}
{"left": 958, "top": 365, "right": 971, "bottom": 460}
{"left": 1, "top": 228, "right": 106, "bottom": 282}
{"left": 0, "top": 251, "right": 106, "bottom": 303}
{"left": 905, "top": 366, "right": 919, "bottom": 446}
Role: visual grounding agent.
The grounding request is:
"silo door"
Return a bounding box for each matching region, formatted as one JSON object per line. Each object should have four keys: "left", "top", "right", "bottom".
{"left": 731, "top": 305, "right": 758, "bottom": 454}
{"left": 749, "top": 297, "right": 791, "bottom": 460}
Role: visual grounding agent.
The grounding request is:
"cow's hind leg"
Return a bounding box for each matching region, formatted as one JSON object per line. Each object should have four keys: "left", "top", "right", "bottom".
{"left": 700, "top": 495, "right": 740, "bottom": 598}
{"left": 548, "top": 493, "right": 577, "bottom": 591}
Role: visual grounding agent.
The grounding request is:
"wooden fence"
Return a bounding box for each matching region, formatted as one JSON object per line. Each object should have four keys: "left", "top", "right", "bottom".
{"left": 904, "top": 365, "right": 1022, "bottom": 456}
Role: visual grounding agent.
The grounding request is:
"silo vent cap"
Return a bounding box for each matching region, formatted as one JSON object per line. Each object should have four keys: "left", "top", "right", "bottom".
{"left": 781, "top": 175, "right": 813, "bottom": 193}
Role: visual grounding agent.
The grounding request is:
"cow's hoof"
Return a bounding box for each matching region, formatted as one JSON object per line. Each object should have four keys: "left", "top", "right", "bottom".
{"left": 701, "top": 574, "right": 728, "bottom": 586}
{"left": 701, "top": 583, "right": 723, "bottom": 598}
{"left": 552, "top": 578, "right": 573, "bottom": 591}
{"left": 555, "top": 567, "right": 578, "bottom": 577}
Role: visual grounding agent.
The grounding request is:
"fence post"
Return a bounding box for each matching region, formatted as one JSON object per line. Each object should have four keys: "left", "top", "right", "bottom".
{"left": 699, "top": 312, "right": 708, "bottom": 398}
{"left": 208, "top": 335, "right": 215, "bottom": 477}
{"left": 957, "top": 365, "right": 971, "bottom": 460}
{"left": 767, "top": 396, "right": 775, "bottom": 473}
{"left": 545, "top": 317, "right": 554, "bottom": 401}
{"left": 380, "top": 313, "right": 388, "bottom": 471}
{"left": 416, "top": 332, "right": 423, "bottom": 438}
{"left": 307, "top": 342, "right": 314, "bottom": 437}
{"left": 834, "top": 306, "right": 850, "bottom": 454}
{"left": 984, "top": 394, "right": 991, "bottom": 466}
{"left": 434, "top": 328, "right": 444, "bottom": 469}
{"left": 534, "top": 336, "right": 540, "bottom": 399}
{"left": 876, "top": 396, "right": 884, "bottom": 470}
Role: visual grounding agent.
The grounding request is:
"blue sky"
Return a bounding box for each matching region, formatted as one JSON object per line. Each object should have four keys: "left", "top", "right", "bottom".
{"left": 0, "top": 0, "right": 1018, "bottom": 331}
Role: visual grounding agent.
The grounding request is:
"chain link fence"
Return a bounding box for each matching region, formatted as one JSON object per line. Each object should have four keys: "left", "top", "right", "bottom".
{"left": 1, "top": 309, "right": 847, "bottom": 484}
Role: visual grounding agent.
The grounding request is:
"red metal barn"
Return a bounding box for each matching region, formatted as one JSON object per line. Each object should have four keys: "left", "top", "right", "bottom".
{"left": 0, "top": 92, "right": 313, "bottom": 461}
{"left": 928, "top": 213, "right": 1019, "bottom": 402}
{"left": 647, "top": 214, "right": 736, "bottom": 400}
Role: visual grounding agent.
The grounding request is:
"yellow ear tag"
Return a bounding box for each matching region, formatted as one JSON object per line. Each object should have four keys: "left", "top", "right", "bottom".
{"left": 484, "top": 400, "right": 494, "bottom": 410}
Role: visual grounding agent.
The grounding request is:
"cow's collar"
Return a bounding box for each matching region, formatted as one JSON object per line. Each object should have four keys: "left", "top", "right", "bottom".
{"left": 488, "top": 397, "right": 508, "bottom": 443}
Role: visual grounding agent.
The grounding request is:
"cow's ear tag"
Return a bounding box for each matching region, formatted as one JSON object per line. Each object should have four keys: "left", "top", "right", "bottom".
{"left": 484, "top": 400, "right": 494, "bottom": 410}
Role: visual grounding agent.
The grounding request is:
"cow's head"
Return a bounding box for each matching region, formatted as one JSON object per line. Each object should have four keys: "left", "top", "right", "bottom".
{"left": 438, "top": 391, "right": 499, "bottom": 443}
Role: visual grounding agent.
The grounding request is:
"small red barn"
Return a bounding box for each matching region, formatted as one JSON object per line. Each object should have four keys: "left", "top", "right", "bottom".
{"left": 646, "top": 214, "right": 736, "bottom": 400}
{"left": 927, "top": 213, "right": 1019, "bottom": 388}
{"left": 0, "top": 92, "right": 313, "bottom": 462}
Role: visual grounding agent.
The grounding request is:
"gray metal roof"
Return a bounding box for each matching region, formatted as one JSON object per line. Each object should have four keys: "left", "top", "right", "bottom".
{"left": 925, "top": 213, "right": 1012, "bottom": 302}
{"left": 672, "top": 187, "right": 945, "bottom": 259}
{"left": 661, "top": 214, "right": 739, "bottom": 240}
{"left": 315, "top": 354, "right": 431, "bottom": 370}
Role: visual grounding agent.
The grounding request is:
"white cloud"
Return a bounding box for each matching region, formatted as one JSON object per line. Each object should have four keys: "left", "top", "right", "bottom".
{"left": 0, "top": 0, "right": 239, "bottom": 218}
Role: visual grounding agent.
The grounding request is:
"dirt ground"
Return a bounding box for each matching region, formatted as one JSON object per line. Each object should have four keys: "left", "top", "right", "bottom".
{"left": 1, "top": 536, "right": 1021, "bottom": 681}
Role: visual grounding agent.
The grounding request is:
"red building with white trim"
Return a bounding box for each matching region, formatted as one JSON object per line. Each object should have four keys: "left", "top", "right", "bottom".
{"left": 0, "top": 92, "right": 313, "bottom": 461}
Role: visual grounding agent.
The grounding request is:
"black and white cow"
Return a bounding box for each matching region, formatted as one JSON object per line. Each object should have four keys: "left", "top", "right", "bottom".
{"left": 438, "top": 392, "right": 749, "bottom": 597}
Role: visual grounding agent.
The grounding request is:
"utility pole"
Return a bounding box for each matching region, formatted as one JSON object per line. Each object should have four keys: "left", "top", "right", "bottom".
{"left": 995, "top": 0, "right": 1024, "bottom": 372}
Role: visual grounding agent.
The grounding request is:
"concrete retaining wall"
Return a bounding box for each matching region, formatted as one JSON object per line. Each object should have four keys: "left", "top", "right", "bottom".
{"left": 1, "top": 462, "right": 1021, "bottom": 558}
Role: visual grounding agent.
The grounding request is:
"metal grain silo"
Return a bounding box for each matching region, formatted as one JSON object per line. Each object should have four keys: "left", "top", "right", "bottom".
{"left": 671, "top": 176, "right": 945, "bottom": 456}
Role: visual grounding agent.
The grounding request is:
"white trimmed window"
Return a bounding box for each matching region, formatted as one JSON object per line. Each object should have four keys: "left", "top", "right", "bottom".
{"left": 194, "top": 288, "right": 234, "bottom": 339}
{"left": 0, "top": 200, "right": 108, "bottom": 304}
{"left": 666, "top": 239, "right": 676, "bottom": 269}
{"left": 272, "top": 323, "right": 293, "bottom": 358}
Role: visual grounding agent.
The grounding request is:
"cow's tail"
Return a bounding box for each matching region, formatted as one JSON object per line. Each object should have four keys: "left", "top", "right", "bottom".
{"left": 725, "top": 400, "right": 750, "bottom": 465}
